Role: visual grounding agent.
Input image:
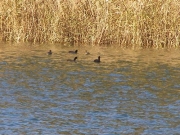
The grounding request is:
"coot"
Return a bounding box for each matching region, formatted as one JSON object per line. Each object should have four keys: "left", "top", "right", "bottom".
{"left": 94, "top": 56, "right": 100, "bottom": 63}
{"left": 69, "top": 50, "right": 78, "bottom": 54}
{"left": 47, "top": 50, "right": 52, "bottom": 55}
{"left": 67, "top": 57, "right": 78, "bottom": 62}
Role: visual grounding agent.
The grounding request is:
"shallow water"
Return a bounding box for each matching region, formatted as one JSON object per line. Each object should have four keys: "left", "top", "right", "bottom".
{"left": 0, "top": 44, "right": 180, "bottom": 134}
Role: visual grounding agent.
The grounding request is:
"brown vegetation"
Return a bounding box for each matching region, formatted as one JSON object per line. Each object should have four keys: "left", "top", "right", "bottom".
{"left": 0, "top": 0, "right": 179, "bottom": 47}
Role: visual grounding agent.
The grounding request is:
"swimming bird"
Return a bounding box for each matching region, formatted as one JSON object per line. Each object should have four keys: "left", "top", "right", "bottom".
{"left": 94, "top": 56, "right": 100, "bottom": 63}
{"left": 67, "top": 57, "right": 78, "bottom": 62}
{"left": 69, "top": 50, "right": 78, "bottom": 54}
{"left": 85, "top": 50, "right": 90, "bottom": 55}
{"left": 47, "top": 50, "right": 52, "bottom": 55}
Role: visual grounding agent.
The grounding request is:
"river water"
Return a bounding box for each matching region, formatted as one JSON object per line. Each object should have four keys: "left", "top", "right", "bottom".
{"left": 0, "top": 44, "right": 180, "bottom": 134}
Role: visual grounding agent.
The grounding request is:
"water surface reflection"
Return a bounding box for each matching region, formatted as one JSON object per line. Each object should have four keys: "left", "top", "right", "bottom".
{"left": 0, "top": 45, "right": 180, "bottom": 134}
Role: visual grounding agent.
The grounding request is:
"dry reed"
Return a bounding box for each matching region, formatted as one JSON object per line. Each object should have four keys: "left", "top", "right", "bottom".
{"left": 0, "top": 0, "right": 179, "bottom": 47}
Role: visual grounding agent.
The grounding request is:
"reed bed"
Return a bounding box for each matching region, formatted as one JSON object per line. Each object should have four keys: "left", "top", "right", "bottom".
{"left": 0, "top": 0, "right": 179, "bottom": 47}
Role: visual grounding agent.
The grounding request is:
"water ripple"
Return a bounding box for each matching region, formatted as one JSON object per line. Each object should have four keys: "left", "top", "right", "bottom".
{"left": 0, "top": 46, "right": 180, "bottom": 134}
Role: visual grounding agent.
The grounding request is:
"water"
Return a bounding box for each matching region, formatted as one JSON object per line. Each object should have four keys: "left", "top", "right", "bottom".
{"left": 0, "top": 44, "right": 180, "bottom": 134}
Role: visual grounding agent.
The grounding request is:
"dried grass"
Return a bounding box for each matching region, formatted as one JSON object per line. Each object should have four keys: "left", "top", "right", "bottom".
{"left": 0, "top": 0, "right": 179, "bottom": 47}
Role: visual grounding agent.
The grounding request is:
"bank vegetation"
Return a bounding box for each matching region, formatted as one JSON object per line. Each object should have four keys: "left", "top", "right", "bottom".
{"left": 0, "top": 0, "right": 179, "bottom": 47}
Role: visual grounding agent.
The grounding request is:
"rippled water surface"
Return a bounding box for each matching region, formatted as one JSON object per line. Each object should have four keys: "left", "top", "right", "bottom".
{"left": 0, "top": 44, "right": 180, "bottom": 134}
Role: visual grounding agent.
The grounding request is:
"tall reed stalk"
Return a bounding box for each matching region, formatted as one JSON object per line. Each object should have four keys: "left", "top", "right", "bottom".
{"left": 0, "top": 0, "right": 179, "bottom": 47}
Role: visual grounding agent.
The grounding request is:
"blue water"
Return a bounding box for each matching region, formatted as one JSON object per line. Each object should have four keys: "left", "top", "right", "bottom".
{"left": 0, "top": 45, "right": 180, "bottom": 134}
